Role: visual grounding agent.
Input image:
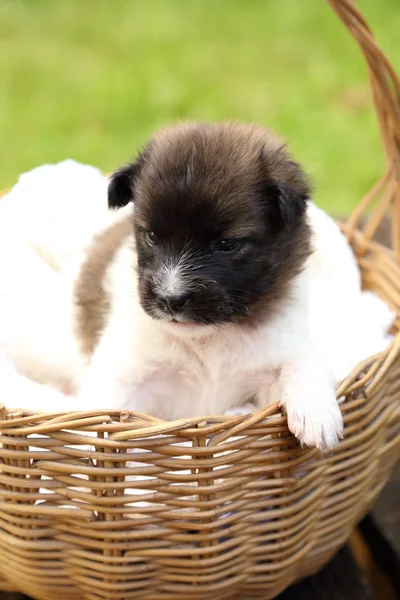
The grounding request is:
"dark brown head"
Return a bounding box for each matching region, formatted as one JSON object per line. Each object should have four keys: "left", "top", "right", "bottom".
{"left": 108, "top": 122, "right": 312, "bottom": 330}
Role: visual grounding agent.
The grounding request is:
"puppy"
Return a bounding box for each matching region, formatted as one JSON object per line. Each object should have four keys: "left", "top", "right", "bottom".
{"left": 77, "top": 121, "right": 343, "bottom": 449}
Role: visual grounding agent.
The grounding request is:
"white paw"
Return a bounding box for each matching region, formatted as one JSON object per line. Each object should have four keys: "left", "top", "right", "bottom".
{"left": 281, "top": 377, "right": 343, "bottom": 450}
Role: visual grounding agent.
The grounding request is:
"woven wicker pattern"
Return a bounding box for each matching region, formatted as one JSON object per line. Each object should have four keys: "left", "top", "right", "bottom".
{"left": 0, "top": 1, "right": 399, "bottom": 598}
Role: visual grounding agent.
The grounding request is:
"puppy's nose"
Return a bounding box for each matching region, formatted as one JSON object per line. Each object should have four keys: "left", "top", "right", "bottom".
{"left": 156, "top": 293, "right": 189, "bottom": 313}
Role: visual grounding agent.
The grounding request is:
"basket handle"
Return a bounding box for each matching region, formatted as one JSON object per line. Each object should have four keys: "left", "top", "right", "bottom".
{"left": 328, "top": 0, "right": 400, "bottom": 262}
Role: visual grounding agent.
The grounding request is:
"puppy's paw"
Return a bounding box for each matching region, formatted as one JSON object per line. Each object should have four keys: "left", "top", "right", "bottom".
{"left": 281, "top": 378, "right": 343, "bottom": 450}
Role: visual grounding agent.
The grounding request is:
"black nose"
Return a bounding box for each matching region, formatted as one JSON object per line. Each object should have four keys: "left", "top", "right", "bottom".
{"left": 156, "top": 293, "right": 189, "bottom": 313}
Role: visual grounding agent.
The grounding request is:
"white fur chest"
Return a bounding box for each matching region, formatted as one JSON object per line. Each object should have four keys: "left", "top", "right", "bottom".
{"left": 81, "top": 249, "right": 310, "bottom": 421}
{"left": 107, "top": 310, "right": 288, "bottom": 420}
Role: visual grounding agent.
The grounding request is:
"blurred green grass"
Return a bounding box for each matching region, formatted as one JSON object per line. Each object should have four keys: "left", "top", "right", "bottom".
{"left": 0, "top": 0, "right": 399, "bottom": 213}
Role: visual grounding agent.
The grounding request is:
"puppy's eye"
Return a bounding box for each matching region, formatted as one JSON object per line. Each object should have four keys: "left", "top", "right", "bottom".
{"left": 214, "top": 239, "right": 242, "bottom": 254}
{"left": 146, "top": 231, "right": 158, "bottom": 246}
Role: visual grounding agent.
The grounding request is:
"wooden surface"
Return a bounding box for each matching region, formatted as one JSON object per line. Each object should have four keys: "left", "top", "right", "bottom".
{"left": 367, "top": 461, "right": 400, "bottom": 558}
{"left": 279, "top": 545, "right": 375, "bottom": 599}
{"left": 359, "top": 461, "right": 400, "bottom": 598}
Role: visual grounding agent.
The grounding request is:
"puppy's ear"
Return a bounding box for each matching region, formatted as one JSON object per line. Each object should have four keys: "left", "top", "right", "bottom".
{"left": 108, "top": 152, "right": 147, "bottom": 209}
{"left": 261, "top": 151, "right": 311, "bottom": 231}
{"left": 262, "top": 180, "right": 309, "bottom": 230}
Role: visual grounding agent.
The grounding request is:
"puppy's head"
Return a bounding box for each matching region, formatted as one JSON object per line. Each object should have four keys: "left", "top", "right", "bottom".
{"left": 108, "top": 122, "right": 311, "bottom": 332}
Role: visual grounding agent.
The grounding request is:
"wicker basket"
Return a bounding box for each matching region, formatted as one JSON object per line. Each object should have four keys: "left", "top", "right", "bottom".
{"left": 0, "top": 1, "right": 399, "bottom": 599}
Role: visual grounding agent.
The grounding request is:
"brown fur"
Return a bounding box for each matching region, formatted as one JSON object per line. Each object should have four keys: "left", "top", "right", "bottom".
{"left": 136, "top": 122, "right": 310, "bottom": 222}
{"left": 73, "top": 210, "right": 133, "bottom": 356}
